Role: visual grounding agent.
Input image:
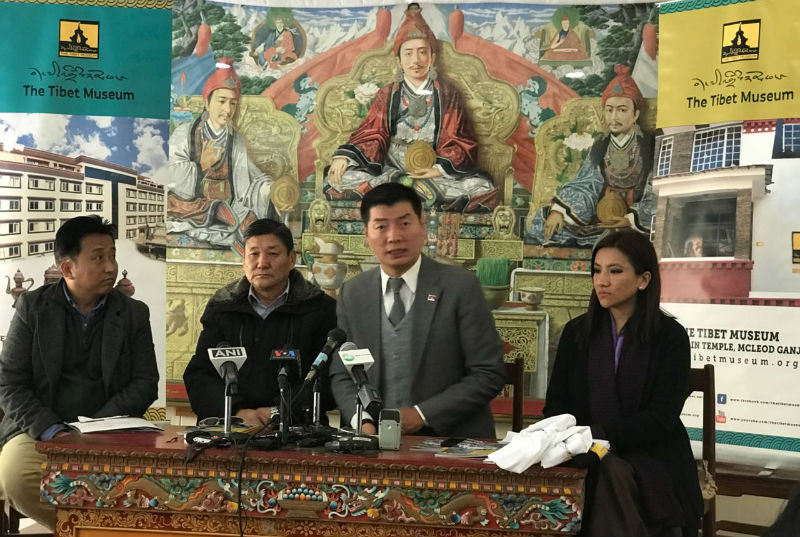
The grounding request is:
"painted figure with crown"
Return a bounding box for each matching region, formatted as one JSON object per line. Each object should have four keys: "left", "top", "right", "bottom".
{"left": 526, "top": 65, "right": 654, "bottom": 246}
{"left": 167, "top": 58, "right": 277, "bottom": 254}
{"left": 325, "top": 4, "right": 499, "bottom": 213}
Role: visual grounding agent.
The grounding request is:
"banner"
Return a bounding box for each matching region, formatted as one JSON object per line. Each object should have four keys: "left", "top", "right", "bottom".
{"left": 657, "top": 0, "right": 800, "bottom": 127}
{"left": 0, "top": 0, "right": 172, "bottom": 406}
{"left": 668, "top": 303, "right": 800, "bottom": 459}
{"left": 0, "top": 0, "right": 171, "bottom": 119}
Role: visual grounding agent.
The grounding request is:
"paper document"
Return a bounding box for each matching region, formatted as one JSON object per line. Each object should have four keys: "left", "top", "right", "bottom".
{"left": 69, "top": 416, "right": 163, "bottom": 434}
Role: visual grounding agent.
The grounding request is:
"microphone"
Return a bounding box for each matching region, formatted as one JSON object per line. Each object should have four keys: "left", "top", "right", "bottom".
{"left": 270, "top": 347, "right": 302, "bottom": 390}
{"left": 304, "top": 328, "right": 347, "bottom": 382}
{"left": 339, "top": 343, "right": 383, "bottom": 418}
{"left": 208, "top": 342, "right": 248, "bottom": 396}
{"left": 270, "top": 347, "right": 301, "bottom": 440}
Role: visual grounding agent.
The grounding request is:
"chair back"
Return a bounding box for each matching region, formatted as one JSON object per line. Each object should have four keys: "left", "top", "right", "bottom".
{"left": 689, "top": 364, "right": 717, "bottom": 537}
{"left": 505, "top": 358, "right": 525, "bottom": 432}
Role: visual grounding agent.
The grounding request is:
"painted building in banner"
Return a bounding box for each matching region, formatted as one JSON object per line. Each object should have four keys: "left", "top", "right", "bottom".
{"left": 651, "top": 119, "right": 800, "bottom": 300}
{"left": 0, "top": 143, "right": 165, "bottom": 261}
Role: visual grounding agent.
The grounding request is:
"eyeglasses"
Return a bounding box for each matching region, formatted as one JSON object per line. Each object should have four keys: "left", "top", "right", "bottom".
{"left": 198, "top": 416, "right": 245, "bottom": 428}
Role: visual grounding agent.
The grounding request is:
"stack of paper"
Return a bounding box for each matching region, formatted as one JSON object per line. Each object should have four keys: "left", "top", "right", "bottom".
{"left": 68, "top": 415, "right": 163, "bottom": 434}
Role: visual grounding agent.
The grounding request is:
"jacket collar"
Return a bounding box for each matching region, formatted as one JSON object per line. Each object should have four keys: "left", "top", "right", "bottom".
{"left": 38, "top": 284, "right": 125, "bottom": 394}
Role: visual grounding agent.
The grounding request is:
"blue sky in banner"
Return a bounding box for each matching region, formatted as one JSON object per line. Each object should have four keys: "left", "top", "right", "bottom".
{"left": 0, "top": 114, "right": 169, "bottom": 178}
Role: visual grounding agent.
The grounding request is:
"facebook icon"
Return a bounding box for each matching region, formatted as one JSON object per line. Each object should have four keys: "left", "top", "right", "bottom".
{"left": 717, "top": 393, "right": 727, "bottom": 404}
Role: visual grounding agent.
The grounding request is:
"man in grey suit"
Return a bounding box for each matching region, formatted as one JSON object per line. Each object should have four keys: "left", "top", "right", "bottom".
{"left": 0, "top": 216, "right": 159, "bottom": 531}
{"left": 329, "top": 183, "right": 506, "bottom": 438}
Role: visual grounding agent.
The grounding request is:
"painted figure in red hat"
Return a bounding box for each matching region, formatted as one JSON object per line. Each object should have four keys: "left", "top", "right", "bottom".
{"left": 526, "top": 65, "right": 654, "bottom": 246}
{"left": 167, "top": 58, "right": 277, "bottom": 254}
{"left": 325, "top": 3, "right": 499, "bottom": 213}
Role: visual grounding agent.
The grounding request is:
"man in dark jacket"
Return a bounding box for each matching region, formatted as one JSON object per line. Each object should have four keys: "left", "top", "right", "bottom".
{"left": 0, "top": 216, "right": 159, "bottom": 531}
{"left": 183, "top": 219, "right": 337, "bottom": 427}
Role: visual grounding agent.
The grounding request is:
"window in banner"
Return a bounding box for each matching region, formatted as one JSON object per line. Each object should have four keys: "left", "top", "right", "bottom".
{"left": 0, "top": 221, "right": 21, "bottom": 235}
{"left": 671, "top": 195, "right": 736, "bottom": 257}
{"left": 691, "top": 126, "right": 741, "bottom": 172}
{"left": 29, "top": 199, "right": 55, "bottom": 211}
{"left": 0, "top": 174, "right": 21, "bottom": 188}
{"left": 0, "top": 244, "right": 21, "bottom": 259}
{"left": 28, "top": 220, "right": 55, "bottom": 233}
{"left": 126, "top": 216, "right": 136, "bottom": 225}
{"left": 60, "top": 200, "right": 81, "bottom": 212}
{"left": 86, "top": 183, "right": 103, "bottom": 195}
{"left": 138, "top": 203, "right": 147, "bottom": 211}
{"left": 126, "top": 188, "right": 137, "bottom": 198}
{"left": 126, "top": 229, "right": 138, "bottom": 239}
{"left": 157, "top": 194, "right": 163, "bottom": 201}
{"left": 28, "top": 241, "right": 54, "bottom": 256}
{"left": 138, "top": 192, "right": 147, "bottom": 200}
{"left": 783, "top": 123, "right": 800, "bottom": 153}
{"left": 86, "top": 201, "right": 103, "bottom": 211}
{"left": 148, "top": 215, "right": 157, "bottom": 223}
{"left": 0, "top": 198, "right": 21, "bottom": 211}
{"left": 657, "top": 137, "right": 673, "bottom": 176}
{"left": 56, "top": 163, "right": 77, "bottom": 172}
{"left": 126, "top": 202, "right": 137, "bottom": 211}
{"left": 138, "top": 216, "right": 146, "bottom": 224}
{"left": 29, "top": 176, "right": 55, "bottom": 190}
{"left": 60, "top": 180, "right": 82, "bottom": 193}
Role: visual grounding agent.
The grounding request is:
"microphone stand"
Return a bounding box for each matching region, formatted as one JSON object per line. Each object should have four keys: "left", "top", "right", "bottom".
{"left": 355, "top": 394, "right": 364, "bottom": 435}
{"left": 278, "top": 366, "right": 290, "bottom": 444}
{"left": 312, "top": 376, "right": 322, "bottom": 427}
{"left": 224, "top": 382, "right": 234, "bottom": 436}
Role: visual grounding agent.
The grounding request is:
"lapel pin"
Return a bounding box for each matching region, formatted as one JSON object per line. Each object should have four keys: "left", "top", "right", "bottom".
{"left": 427, "top": 294, "right": 436, "bottom": 302}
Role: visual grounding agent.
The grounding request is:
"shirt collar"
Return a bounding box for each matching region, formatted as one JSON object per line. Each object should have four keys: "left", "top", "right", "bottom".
{"left": 61, "top": 280, "right": 108, "bottom": 318}
{"left": 403, "top": 77, "right": 433, "bottom": 95}
{"left": 248, "top": 279, "right": 290, "bottom": 309}
{"left": 380, "top": 255, "right": 422, "bottom": 295}
{"left": 610, "top": 130, "right": 633, "bottom": 147}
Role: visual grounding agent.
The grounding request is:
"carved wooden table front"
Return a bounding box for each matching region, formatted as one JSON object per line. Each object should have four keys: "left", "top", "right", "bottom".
{"left": 38, "top": 427, "right": 585, "bottom": 537}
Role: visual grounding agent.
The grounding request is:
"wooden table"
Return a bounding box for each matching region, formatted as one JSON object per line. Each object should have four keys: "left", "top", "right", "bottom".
{"left": 37, "top": 427, "right": 585, "bottom": 537}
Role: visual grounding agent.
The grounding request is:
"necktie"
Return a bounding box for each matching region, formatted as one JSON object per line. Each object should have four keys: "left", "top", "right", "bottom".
{"left": 388, "top": 277, "right": 406, "bottom": 326}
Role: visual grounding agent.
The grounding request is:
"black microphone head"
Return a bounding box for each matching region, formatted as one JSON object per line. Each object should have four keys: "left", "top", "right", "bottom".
{"left": 328, "top": 328, "right": 347, "bottom": 345}
{"left": 270, "top": 348, "right": 302, "bottom": 380}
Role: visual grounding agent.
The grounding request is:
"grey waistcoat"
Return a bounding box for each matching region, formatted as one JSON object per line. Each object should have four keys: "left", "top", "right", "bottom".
{"left": 380, "top": 305, "right": 415, "bottom": 409}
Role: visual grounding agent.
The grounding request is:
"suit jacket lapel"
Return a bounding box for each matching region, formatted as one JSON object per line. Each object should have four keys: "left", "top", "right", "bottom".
{"left": 37, "top": 288, "right": 65, "bottom": 395}
{"left": 355, "top": 269, "right": 382, "bottom": 385}
{"left": 101, "top": 292, "right": 123, "bottom": 393}
{"left": 410, "top": 256, "right": 441, "bottom": 378}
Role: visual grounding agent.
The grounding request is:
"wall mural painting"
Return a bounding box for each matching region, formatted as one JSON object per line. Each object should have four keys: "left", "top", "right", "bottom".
{"left": 164, "top": 1, "right": 658, "bottom": 386}
{"left": 165, "top": 1, "right": 658, "bottom": 259}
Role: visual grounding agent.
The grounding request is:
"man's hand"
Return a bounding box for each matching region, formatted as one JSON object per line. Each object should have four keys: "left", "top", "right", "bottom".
{"left": 399, "top": 407, "right": 424, "bottom": 434}
{"left": 327, "top": 157, "right": 348, "bottom": 186}
{"left": 543, "top": 211, "right": 564, "bottom": 240}
{"left": 598, "top": 216, "right": 631, "bottom": 228}
{"left": 235, "top": 407, "right": 273, "bottom": 426}
{"left": 360, "top": 422, "right": 377, "bottom": 435}
{"left": 200, "top": 139, "right": 223, "bottom": 170}
{"left": 408, "top": 167, "right": 442, "bottom": 179}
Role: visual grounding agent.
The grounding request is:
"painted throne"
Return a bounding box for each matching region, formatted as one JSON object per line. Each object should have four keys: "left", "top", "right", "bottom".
{"left": 313, "top": 40, "right": 520, "bottom": 215}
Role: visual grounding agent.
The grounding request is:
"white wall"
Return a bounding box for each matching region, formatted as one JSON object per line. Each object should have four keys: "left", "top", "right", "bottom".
{"left": 741, "top": 129, "right": 800, "bottom": 295}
